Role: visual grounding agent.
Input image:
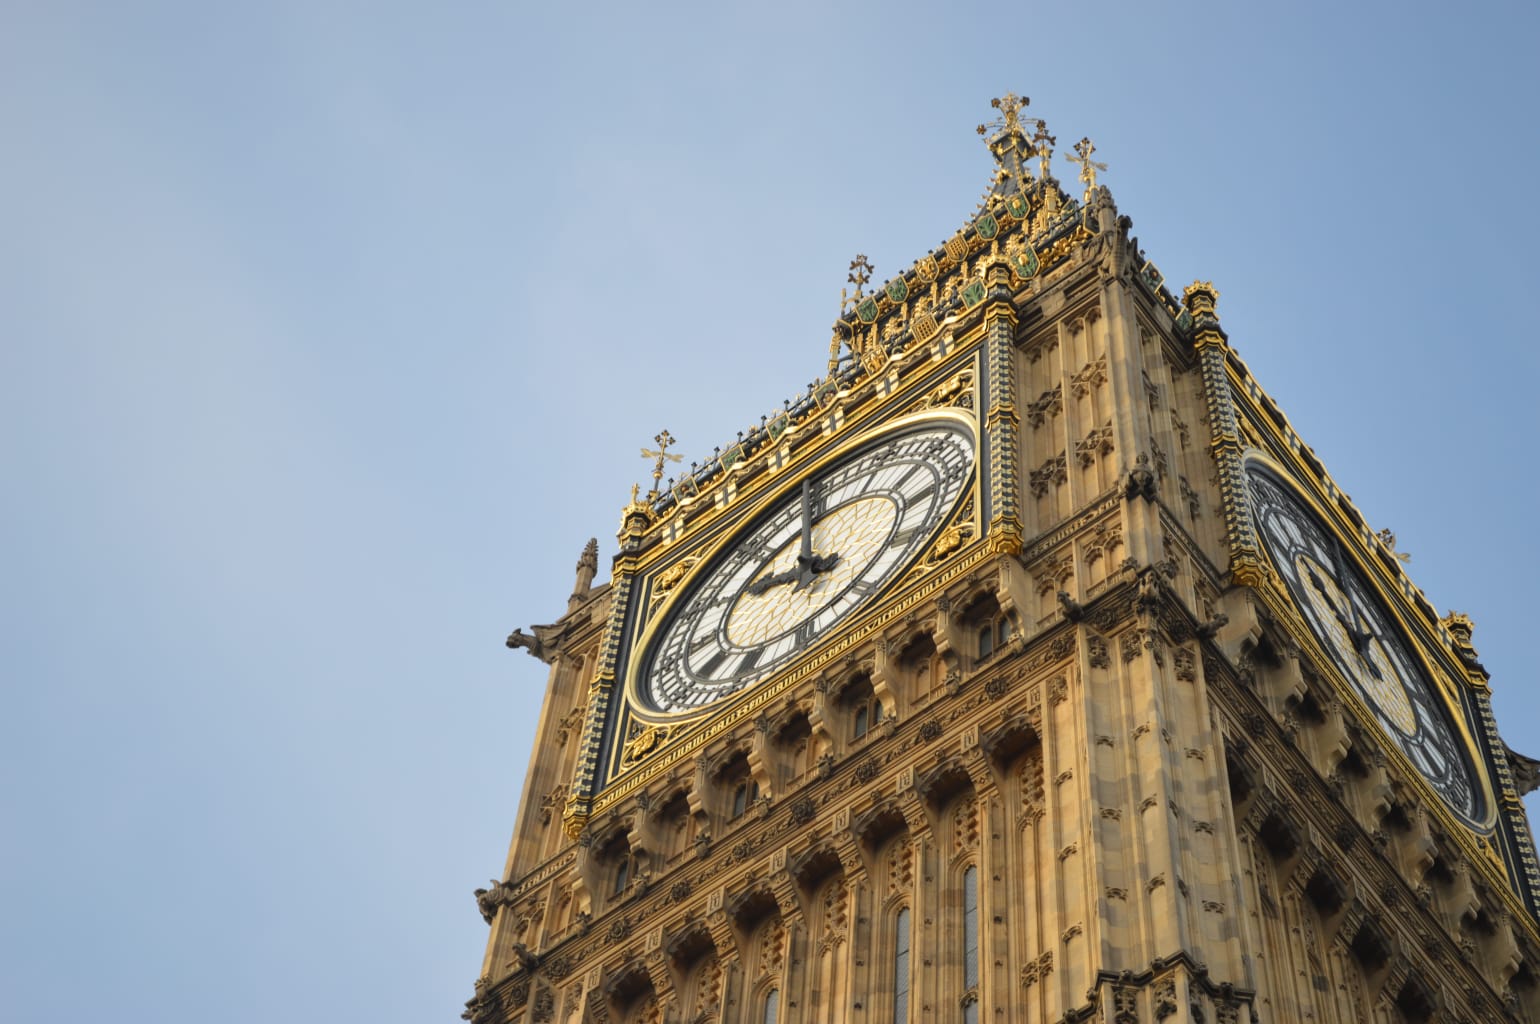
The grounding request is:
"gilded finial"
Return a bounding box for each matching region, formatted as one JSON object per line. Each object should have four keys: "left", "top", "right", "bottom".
{"left": 1064, "top": 137, "right": 1107, "bottom": 204}
{"left": 833, "top": 255, "right": 875, "bottom": 371}
{"left": 846, "top": 254, "right": 874, "bottom": 299}
{"left": 977, "top": 92, "right": 1030, "bottom": 138}
{"left": 640, "top": 430, "right": 682, "bottom": 499}
{"left": 1031, "top": 120, "right": 1056, "bottom": 180}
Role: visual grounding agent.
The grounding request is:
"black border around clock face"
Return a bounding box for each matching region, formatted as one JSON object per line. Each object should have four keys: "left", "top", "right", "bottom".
{"left": 1246, "top": 465, "right": 1484, "bottom": 826}
{"left": 640, "top": 420, "right": 975, "bottom": 714}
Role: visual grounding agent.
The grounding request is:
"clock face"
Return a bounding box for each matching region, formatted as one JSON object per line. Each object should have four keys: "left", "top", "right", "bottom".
{"left": 639, "top": 420, "right": 975, "bottom": 714}
{"left": 1246, "top": 465, "right": 1484, "bottom": 826}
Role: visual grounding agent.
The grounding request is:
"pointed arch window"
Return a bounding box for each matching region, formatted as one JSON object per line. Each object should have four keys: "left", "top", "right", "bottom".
{"left": 961, "top": 865, "right": 979, "bottom": 1024}
{"left": 976, "top": 616, "right": 1011, "bottom": 660}
{"left": 893, "top": 906, "right": 911, "bottom": 1024}
{"left": 730, "top": 779, "right": 759, "bottom": 819}
{"left": 763, "top": 987, "right": 780, "bottom": 1024}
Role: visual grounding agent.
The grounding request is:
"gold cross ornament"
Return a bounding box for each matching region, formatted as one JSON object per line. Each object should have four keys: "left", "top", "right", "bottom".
{"left": 641, "top": 429, "right": 683, "bottom": 498}
{"left": 1065, "top": 137, "right": 1108, "bottom": 203}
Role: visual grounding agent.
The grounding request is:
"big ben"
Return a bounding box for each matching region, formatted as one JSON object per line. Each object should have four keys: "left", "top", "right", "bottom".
{"left": 466, "top": 95, "right": 1540, "bottom": 1024}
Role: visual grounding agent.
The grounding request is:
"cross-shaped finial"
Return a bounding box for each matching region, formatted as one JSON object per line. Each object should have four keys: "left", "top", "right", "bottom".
{"left": 1065, "top": 137, "right": 1108, "bottom": 202}
{"left": 640, "top": 429, "right": 682, "bottom": 498}
{"left": 975, "top": 92, "right": 1030, "bottom": 139}
{"left": 1031, "top": 120, "right": 1057, "bottom": 180}
{"left": 847, "top": 254, "right": 874, "bottom": 297}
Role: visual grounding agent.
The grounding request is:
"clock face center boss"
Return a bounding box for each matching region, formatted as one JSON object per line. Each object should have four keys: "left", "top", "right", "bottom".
{"left": 638, "top": 417, "right": 975, "bottom": 714}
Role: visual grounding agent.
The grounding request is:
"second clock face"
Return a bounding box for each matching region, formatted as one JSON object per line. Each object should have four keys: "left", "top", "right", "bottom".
{"left": 640, "top": 420, "right": 975, "bottom": 714}
{"left": 1246, "top": 465, "right": 1484, "bottom": 826}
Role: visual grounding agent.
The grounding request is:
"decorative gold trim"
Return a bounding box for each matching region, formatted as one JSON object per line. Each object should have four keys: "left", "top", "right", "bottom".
{"left": 618, "top": 406, "right": 981, "bottom": 726}
{"left": 593, "top": 537, "right": 995, "bottom": 815}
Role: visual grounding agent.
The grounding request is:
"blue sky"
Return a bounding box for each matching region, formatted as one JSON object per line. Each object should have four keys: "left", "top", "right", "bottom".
{"left": 4, "top": 2, "right": 1537, "bottom": 1021}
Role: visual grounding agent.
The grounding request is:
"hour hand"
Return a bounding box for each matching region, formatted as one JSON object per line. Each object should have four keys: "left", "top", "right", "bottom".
{"left": 793, "top": 551, "right": 841, "bottom": 590}
{"left": 745, "top": 565, "right": 802, "bottom": 596}
{"left": 1303, "top": 564, "right": 1381, "bottom": 676}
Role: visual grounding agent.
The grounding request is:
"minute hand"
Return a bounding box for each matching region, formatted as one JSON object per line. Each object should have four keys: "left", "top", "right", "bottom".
{"left": 1327, "top": 539, "right": 1376, "bottom": 654}
{"left": 793, "top": 480, "right": 840, "bottom": 589}
{"left": 799, "top": 480, "right": 814, "bottom": 563}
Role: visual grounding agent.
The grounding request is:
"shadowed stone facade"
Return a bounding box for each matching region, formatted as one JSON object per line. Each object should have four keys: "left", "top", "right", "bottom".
{"left": 467, "top": 99, "right": 1540, "bottom": 1024}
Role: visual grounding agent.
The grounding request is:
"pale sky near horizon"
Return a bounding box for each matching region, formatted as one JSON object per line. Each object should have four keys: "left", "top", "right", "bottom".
{"left": 4, "top": 3, "right": 1539, "bottom": 1022}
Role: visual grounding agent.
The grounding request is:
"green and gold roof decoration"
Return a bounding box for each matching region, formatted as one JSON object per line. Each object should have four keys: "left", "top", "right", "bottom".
{"left": 617, "top": 93, "right": 1193, "bottom": 553}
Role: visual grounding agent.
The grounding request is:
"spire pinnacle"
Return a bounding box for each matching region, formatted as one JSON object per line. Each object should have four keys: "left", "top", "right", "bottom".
{"left": 976, "top": 92, "right": 1039, "bottom": 198}
{"left": 569, "top": 537, "right": 599, "bottom": 608}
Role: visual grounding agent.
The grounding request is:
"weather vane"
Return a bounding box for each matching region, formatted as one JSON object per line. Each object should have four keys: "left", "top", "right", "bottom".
{"left": 1031, "top": 120, "right": 1057, "bottom": 180}
{"left": 640, "top": 429, "right": 682, "bottom": 498}
{"left": 976, "top": 92, "right": 1029, "bottom": 138}
{"left": 1065, "top": 137, "right": 1107, "bottom": 203}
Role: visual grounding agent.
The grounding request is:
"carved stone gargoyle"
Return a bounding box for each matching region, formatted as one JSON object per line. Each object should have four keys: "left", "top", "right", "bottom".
{"left": 505, "top": 622, "right": 567, "bottom": 664}
{"left": 1503, "top": 740, "right": 1540, "bottom": 796}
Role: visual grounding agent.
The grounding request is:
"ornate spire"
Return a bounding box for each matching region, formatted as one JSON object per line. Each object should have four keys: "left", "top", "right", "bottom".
{"left": 569, "top": 537, "right": 599, "bottom": 608}
{"left": 976, "top": 92, "right": 1038, "bottom": 198}
{"left": 976, "top": 91, "right": 1030, "bottom": 139}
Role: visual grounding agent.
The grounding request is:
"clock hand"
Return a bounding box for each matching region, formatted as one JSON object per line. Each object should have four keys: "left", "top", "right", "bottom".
{"left": 745, "top": 565, "right": 802, "bottom": 596}
{"left": 1303, "top": 563, "right": 1377, "bottom": 659}
{"left": 791, "top": 480, "right": 840, "bottom": 590}
{"left": 1302, "top": 562, "right": 1383, "bottom": 680}
{"left": 746, "top": 481, "right": 849, "bottom": 597}
{"left": 1326, "top": 537, "right": 1379, "bottom": 657}
{"left": 798, "top": 480, "right": 814, "bottom": 565}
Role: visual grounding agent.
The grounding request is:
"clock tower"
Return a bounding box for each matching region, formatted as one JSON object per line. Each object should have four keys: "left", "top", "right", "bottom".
{"left": 467, "top": 96, "right": 1540, "bottom": 1024}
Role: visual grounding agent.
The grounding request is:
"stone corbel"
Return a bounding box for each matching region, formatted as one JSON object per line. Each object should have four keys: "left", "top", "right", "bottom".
{"left": 703, "top": 888, "right": 743, "bottom": 964}
{"left": 642, "top": 928, "right": 678, "bottom": 1011}
{"left": 867, "top": 642, "right": 898, "bottom": 716}
{"left": 1490, "top": 909, "right": 1524, "bottom": 988}
{"left": 807, "top": 677, "right": 833, "bottom": 751}
{"left": 828, "top": 807, "right": 868, "bottom": 881}
{"left": 958, "top": 727, "right": 998, "bottom": 795}
{"left": 893, "top": 767, "right": 935, "bottom": 839}
{"left": 1400, "top": 802, "right": 1438, "bottom": 881}
{"left": 1316, "top": 698, "right": 1352, "bottom": 774}
{"left": 991, "top": 558, "right": 1033, "bottom": 639}
{"left": 767, "top": 848, "right": 806, "bottom": 925}
{"left": 1360, "top": 746, "right": 1394, "bottom": 823}
{"left": 1447, "top": 860, "right": 1481, "bottom": 927}
{"left": 747, "top": 736, "right": 772, "bottom": 802}
{"left": 929, "top": 604, "right": 966, "bottom": 681}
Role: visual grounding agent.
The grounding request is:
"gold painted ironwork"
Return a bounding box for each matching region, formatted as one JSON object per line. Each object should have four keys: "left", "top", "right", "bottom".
{"left": 640, "top": 429, "right": 682, "bottom": 499}
{"left": 1031, "top": 119, "right": 1056, "bottom": 180}
{"left": 976, "top": 91, "right": 1029, "bottom": 137}
{"left": 1065, "top": 137, "right": 1108, "bottom": 204}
